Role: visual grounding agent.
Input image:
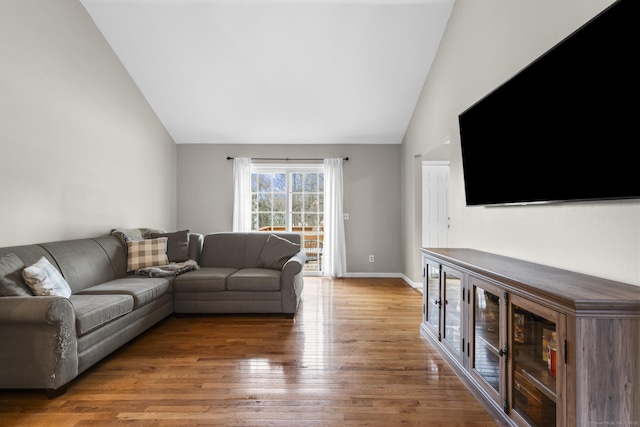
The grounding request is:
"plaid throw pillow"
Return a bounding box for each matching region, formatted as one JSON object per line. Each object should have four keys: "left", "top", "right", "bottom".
{"left": 127, "top": 237, "right": 169, "bottom": 272}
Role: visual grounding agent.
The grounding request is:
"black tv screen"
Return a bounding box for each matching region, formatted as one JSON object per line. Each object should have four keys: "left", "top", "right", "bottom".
{"left": 459, "top": 0, "right": 638, "bottom": 206}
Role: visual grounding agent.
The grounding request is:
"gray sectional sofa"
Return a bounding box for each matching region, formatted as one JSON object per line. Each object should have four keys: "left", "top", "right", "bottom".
{"left": 0, "top": 231, "right": 305, "bottom": 397}
{"left": 174, "top": 232, "right": 305, "bottom": 315}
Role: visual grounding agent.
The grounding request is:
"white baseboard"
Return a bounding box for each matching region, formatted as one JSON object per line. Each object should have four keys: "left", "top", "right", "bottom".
{"left": 308, "top": 273, "right": 422, "bottom": 289}
{"left": 343, "top": 272, "right": 402, "bottom": 279}
{"left": 341, "top": 272, "right": 422, "bottom": 289}
{"left": 401, "top": 274, "right": 422, "bottom": 289}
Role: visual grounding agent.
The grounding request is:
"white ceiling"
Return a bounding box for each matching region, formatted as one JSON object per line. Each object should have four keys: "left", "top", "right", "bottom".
{"left": 80, "top": 0, "right": 454, "bottom": 144}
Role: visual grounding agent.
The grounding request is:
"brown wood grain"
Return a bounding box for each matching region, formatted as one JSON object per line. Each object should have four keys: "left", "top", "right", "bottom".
{"left": 422, "top": 248, "right": 640, "bottom": 315}
{"left": 0, "top": 278, "right": 500, "bottom": 427}
{"left": 422, "top": 248, "right": 640, "bottom": 427}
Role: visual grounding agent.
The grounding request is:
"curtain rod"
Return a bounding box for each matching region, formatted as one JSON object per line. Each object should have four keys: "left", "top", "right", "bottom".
{"left": 226, "top": 156, "right": 348, "bottom": 161}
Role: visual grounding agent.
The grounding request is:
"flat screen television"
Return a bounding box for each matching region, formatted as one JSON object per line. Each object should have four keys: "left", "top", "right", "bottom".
{"left": 458, "top": 0, "right": 638, "bottom": 206}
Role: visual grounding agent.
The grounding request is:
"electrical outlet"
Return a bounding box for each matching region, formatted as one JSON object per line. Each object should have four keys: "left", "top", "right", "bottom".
{"left": 343, "top": 213, "right": 349, "bottom": 220}
{"left": 369, "top": 255, "right": 374, "bottom": 263}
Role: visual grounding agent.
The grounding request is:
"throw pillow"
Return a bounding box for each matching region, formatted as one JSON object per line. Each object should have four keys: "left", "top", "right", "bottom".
{"left": 151, "top": 230, "right": 190, "bottom": 263}
{"left": 127, "top": 237, "right": 169, "bottom": 272}
{"left": 256, "top": 234, "right": 301, "bottom": 270}
{"left": 22, "top": 256, "right": 72, "bottom": 298}
{"left": 0, "top": 253, "right": 33, "bottom": 296}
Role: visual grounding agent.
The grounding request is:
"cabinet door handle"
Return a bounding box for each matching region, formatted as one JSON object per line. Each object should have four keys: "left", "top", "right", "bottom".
{"left": 499, "top": 345, "right": 509, "bottom": 359}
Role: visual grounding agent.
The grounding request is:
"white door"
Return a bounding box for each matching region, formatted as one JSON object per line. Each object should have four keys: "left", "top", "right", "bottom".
{"left": 422, "top": 162, "right": 449, "bottom": 247}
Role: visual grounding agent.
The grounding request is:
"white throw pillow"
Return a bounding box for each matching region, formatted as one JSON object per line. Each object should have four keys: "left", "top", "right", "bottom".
{"left": 22, "top": 257, "right": 72, "bottom": 298}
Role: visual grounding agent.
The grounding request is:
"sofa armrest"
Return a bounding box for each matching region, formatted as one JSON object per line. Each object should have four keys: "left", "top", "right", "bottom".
{"left": 280, "top": 250, "right": 306, "bottom": 314}
{"left": 0, "top": 296, "right": 78, "bottom": 391}
{"left": 282, "top": 250, "right": 305, "bottom": 275}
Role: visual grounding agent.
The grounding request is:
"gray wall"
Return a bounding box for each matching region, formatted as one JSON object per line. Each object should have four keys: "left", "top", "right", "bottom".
{"left": 177, "top": 144, "right": 401, "bottom": 275}
{"left": 0, "top": 0, "right": 177, "bottom": 247}
{"left": 3, "top": 0, "right": 636, "bottom": 286}
{"left": 402, "top": 0, "right": 640, "bottom": 286}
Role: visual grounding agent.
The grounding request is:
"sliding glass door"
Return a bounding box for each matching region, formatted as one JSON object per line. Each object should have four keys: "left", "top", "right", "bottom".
{"left": 251, "top": 164, "right": 324, "bottom": 274}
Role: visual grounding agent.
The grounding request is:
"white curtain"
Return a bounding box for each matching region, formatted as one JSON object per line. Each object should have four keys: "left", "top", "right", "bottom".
{"left": 323, "top": 158, "right": 347, "bottom": 277}
{"left": 232, "top": 157, "right": 251, "bottom": 232}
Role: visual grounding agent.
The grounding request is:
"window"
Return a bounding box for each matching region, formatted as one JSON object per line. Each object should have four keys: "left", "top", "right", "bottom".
{"left": 251, "top": 164, "right": 324, "bottom": 274}
{"left": 251, "top": 171, "right": 288, "bottom": 230}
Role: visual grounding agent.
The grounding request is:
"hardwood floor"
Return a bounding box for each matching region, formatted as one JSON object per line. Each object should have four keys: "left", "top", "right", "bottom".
{"left": 0, "top": 278, "right": 499, "bottom": 426}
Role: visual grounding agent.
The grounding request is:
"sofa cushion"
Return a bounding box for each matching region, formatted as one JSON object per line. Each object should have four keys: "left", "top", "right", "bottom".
{"left": 22, "top": 257, "right": 72, "bottom": 298}
{"left": 70, "top": 294, "right": 134, "bottom": 336}
{"left": 0, "top": 245, "right": 53, "bottom": 273}
{"left": 256, "top": 234, "right": 301, "bottom": 270}
{"left": 76, "top": 277, "right": 170, "bottom": 309}
{"left": 151, "top": 230, "right": 190, "bottom": 263}
{"left": 226, "top": 268, "right": 281, "bottom": 292}
{"left": 0, "top": 253, "right": 32, "bottom": 296}
{"left": 92, "top": 235, "right": 129, "bottom": 279}
{"left": 40, "top": 239, "right": 118, "bottom": 293}
{"left": 199, "top": 233, "right": 250, "bottom": 268}
{"left": 174, "top": 268, "right": 236, "bottom": 292}
{"left": 127, "top": 237, "right": 169, "bottom": 272}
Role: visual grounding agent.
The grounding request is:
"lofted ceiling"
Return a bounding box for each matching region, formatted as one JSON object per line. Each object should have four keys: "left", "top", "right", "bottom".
{"left": 80, "top": 0, "right": 454, "bottom": 144}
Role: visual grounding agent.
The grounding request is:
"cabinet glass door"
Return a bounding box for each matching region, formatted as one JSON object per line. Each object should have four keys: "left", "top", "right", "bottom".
{"left": 423, "top": 259, "right": 441, "bottom": 338}
{"left": 442, "top": 266, "right": 463, "bottom": 358}
{"left": 509, "top": 295, "right": 564, "bottom": 427}
{"left": 470, "top": 277, "right": 504, "bottom": 405}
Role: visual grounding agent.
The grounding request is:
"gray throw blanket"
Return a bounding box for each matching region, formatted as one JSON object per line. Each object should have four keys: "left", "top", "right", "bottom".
{"left": 136, "top": 259, "right": 199, "bottom": 278}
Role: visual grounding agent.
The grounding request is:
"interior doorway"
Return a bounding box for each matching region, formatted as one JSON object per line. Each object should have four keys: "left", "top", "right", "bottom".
{"left": 422, "top": 161, "right": 450, "bottom": 248}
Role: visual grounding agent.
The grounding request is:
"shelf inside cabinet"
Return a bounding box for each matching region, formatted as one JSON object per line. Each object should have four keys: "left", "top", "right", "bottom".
{"left": 513, "top": 340, "right": 557, "bottom": 393}
{"left": 518, "top": 368, "right": 556, "bottom": 403}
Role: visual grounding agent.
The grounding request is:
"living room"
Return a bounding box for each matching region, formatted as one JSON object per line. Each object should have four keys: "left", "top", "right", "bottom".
{"left": 1, "top": 0, "right": 638, "bottom": 288}
{"left": 1, "top": 0, "right": 638, "bottom": 424}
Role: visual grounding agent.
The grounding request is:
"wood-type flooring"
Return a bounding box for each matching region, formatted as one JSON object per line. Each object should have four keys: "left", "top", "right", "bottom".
{"left": 0, "top": 277, "right": 500, "bottom": 426}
